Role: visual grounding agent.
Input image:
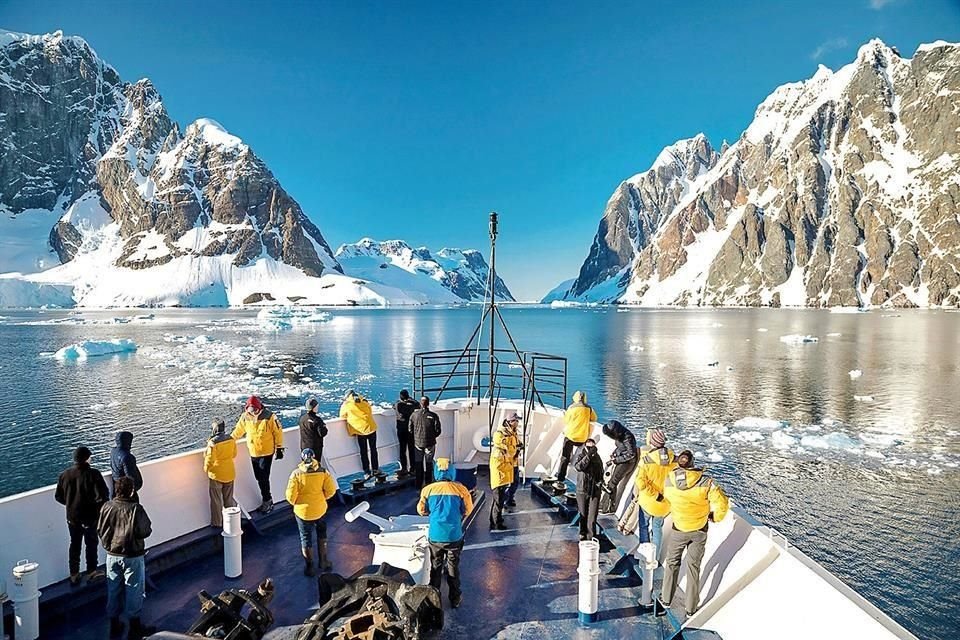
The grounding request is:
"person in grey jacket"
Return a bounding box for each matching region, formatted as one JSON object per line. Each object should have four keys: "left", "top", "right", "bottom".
{"left": 98, "top": 476, "right": 154, "bottom": 639}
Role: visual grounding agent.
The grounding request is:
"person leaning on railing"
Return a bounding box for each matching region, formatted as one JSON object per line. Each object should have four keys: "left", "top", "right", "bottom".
{"left": 55, "top": 445, "right": 109, "bottom": 586}
{"left": 203, "top": 418, "right": 238, "bottom": 528}
{"left": 231, "top": 395, "right": 285, "bottom": 514}
{"left": 554, "top": 390, "right": 597, "bottom": 491}
{"left": 339, "top": 390, "right": 380, "bottom": 476}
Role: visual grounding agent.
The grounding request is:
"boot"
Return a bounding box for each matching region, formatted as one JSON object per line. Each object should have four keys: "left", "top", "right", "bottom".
{"left": 303, "top": 547, "right": 316, "bottom": 577}
{"left": 109, "top": 617, "right": 124, "bottom": 638}
{"left": 128, "top": 617, "right": 157, "bottom": 640}
{"left": 318, "top": 539, "right": 333, "bottom": 571}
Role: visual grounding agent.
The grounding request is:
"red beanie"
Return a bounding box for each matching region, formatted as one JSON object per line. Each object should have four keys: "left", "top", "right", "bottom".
{"left": 246, "top": 395, "right": 263, "bottom": 411}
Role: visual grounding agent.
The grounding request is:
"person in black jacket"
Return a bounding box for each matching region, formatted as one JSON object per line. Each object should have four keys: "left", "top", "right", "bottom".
{"left": 574, "top": 439, "right": 604, "bottom": 541}
{"left": 410, "top": 396, "right": 442, "bottom": 489}
{"left": 55, "top": 446, "right": 109, "bottom": 585}
{"left": 599, "top": 420, "right": 639, "bottom": 514}
{"left": 110, "top": 431, "right": 143, "bottom": 501}
{"left": 394, "top": 389, "right": 418, "bottom": 476}
{"left": 98, "top": 476, "right": 155, "bottom": 639}
{"left": 299, "top": 397, "right": 328, "bottom": 462}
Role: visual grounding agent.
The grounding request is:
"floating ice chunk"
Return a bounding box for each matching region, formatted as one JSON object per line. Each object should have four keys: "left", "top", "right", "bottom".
{"left": 854, "top": 395, "right": 874, "bottom": 402}
{"left": 90, "top": 403, "right": 106, "bottom": 411}
{"left": 848, "top": 369, "right": 863, "bottom": 379}
{"left": 826, "top": 332, "right": 842, "bottom": 337}
{"left": 726, "top": 365, "right": 734, "bottom": 371}
{"left": 628, "top": 344, "right": 644, "bottom": 352}
{"left": 258, "top": 367, "right": 283, "bottom": 375}
{"left": 710, "top": 322, "right": 723, "bottom": 328}
{"left": 658, "top": 363, "right": 668, "bottom": 368}
{"left": 700, "top": 423, "right": 728, "bottom": 435}
{"left": 771, "top": 431, "right": 798, "bottom": 449}
{"left": 800, "top": 432, "right": 861, "bottom": 452}
{"left": 706, "top": 451, "right": 724, "bottom": 462}
{"left": 779, "top": 334, "right": 818, "bottom": 344}
{"left": 757, "top": 328, "right": 768, "bottom": 332}
{"left": 859, "top": 432, "right": 903, "bottom": 447}
{"left": 54, "top": 339, "right": 138, "bottom": 360}
{"left": 192, "top": 335, "right": 215, "bottom": 344}
{"left": 257, "top": 307, "right": 332, "bottom": 330}
{"left": 731, "top": 431, "right": 764, "bottom": 443}
{"left": 733, "top": 417, "right": 788, "bottom": 430}
{"left": 31, "top": 409, "right": 42, "bottom": 415}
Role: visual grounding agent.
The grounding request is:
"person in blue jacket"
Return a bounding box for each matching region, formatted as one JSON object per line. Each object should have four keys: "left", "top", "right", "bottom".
{"left": 417, "top": 458, "right": 474, "bottom": 608}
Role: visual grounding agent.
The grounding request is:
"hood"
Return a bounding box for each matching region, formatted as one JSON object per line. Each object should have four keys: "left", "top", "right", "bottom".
{"left": 603, "top": 420, "right": 626, "bottom": 440}
{"left": 434, "top": 458, "right": 455, "bottom": 482}
{"left": 115, "top": 431, "right": 134, "bottom": 450}
{"left": 300, "top": 459, "right": 320, "bottom": 473}
{"left": 670, "top": 467, "right": 704, "bottom": 489}
{"left": 211, "top": 420, "right": 226, "bottom": 438}
{"left": 573, "top": 390, "right": 586, "bottom": 404}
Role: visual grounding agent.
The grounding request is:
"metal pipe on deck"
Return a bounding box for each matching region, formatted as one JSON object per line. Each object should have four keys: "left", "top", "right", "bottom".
{"left": 11, "top": 559, "right": 40, "bottom": 640}
{"left": 577, "top": 539, "right": 600, "bottom": 623}
{"left": 222, "top": 507, "right": 242, "bottom": 578}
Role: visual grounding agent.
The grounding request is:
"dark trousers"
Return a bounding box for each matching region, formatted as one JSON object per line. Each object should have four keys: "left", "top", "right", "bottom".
{"left": 429, "top": 540, "right": 464, "bottom": 601}
{"left": 490, "top": 485, "right": 507, "bottom": 527}
{"left": 600, "top": 458, "right": 638, "bottom": 513}
{"left": 556, "top": 437, "right": 581, "bottom": 482}
{"left": 505, "top": 467, "right": 520, "bottom": 503}
{"left": 397, "top": 425, "right": 415, "bottom": 472}
{"left": 414, "top": 445, "right": 435, "bottom": 489}
{"left": 662, "top": 527, "right": 708, "bottom": 615}
{"left": 357, "top": 432, "right": 379, "bottom": 473}
{"left": 251, "top": 455, "right": 273, "bottom": 502}
{"left": 68, "top": 521, "right": 99, "bottom": 575}
{"left": 576, "top": 492, "right": 600, "bottom": 539}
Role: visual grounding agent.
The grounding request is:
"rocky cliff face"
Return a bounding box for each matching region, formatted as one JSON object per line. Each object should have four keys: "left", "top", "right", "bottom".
{"left": 336, "top": 238, "right": 515, "bottom": 301}
{"left": 0, "top": 30, "right": 339, "bottom": 279}
{"left": 563, "top": 40, "right": 960, "bottom": 308}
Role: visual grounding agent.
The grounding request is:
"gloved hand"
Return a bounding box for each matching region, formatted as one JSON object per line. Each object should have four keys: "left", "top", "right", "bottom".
{"left": 655, "top": 493, "right": 664, "bottom": 502}
{"left": 275, "top": 448, "right": 285, "bottom": 460}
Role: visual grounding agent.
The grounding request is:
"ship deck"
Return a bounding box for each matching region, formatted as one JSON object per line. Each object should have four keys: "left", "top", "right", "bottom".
{"left": 40, "top": 481, "right": 678, "bottom": 640}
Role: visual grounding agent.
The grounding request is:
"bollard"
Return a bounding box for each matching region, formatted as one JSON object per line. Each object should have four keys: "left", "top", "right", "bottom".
{"left": 636, "top": 542, "right": 657, "bottom": 607}
{"left": 11, "top": 560, "right": 40, "bottom": 640}
{"left": 222, "top": 507, "right": 242, "bottom": 578}
{"left": 577, "top": 539, "right": 600, "bottom": 624}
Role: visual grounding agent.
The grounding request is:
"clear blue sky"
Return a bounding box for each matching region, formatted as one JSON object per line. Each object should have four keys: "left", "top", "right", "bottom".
{"left": 3, "top": 1, "right": 958, "bottom": 299}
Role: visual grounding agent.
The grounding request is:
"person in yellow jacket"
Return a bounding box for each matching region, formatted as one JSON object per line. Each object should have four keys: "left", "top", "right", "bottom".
{"left": 659, "top": 450, "right": 730, "bottom": 617}
{"left": 632, "top": 428, "right": 676, "bottom": 556}
{"left": 554, "top": 390, "right": 597, "bottom": 491}
{"left": 489, "top": 412, "right": 521, "bottom": 531}
{"left": 285, "top": 448, "right": 338, "bottom": 576}
{"left": 339, "top": 390, "right": 381, "bottom": 476}
{"left": 231, "top": 395, "right": 285, "bottom": 513}
{"left": 203, "top": 418, "right": 238, "bottom": 528}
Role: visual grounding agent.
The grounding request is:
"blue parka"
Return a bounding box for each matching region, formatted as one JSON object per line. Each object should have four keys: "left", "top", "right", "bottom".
{"left": 417, "top": 459, "right": 474, "bottom": 543}
{"left": 110, "top": 431, "right": 143, "bottom": 495}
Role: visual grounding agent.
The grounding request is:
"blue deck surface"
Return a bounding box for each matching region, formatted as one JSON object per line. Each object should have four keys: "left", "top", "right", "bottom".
{"left": 41, "top": 482, "right": 678, "bottom": 639}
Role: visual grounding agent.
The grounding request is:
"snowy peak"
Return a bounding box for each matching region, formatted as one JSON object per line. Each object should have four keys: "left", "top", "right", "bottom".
{"left": 558, "top": 38, "right": 960, "bottom": 308}
{"left": 335, "top": 238, "right": 514, "bottom": 302}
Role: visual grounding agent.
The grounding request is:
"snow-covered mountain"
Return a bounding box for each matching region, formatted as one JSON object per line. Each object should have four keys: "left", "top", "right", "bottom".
{"left": 335, "top": 238, "right": 514, "bottom": 302}
{"left": 555, "top": 39, "right": 960, "bottom": 308}
{"left": 0, "top": 30, "right": 508, "bottom": 307}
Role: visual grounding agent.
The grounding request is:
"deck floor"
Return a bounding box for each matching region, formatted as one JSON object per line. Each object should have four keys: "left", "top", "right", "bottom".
{"left": 42, "top": 483, "right": 673, "bottom": 640}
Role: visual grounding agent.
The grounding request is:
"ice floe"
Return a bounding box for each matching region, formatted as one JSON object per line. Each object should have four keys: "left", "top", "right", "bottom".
{"left": 854, "top": 395, "right": 874, "bottom": 402}
{"left": 800, "top": 432, "right": 861, "bottom": 452}
{"left": 733, "top": 417, "right": 789, "bottom": 430}
{"left": 779, "top": 334, "right": 819, "bottom": 344}
{"left": 54, "top": 339, "right": 138, "bottom": 360}
{"left": 848, "top": 369, "right": 863, "bottom": 379}
{"left": 257, "top": 307, "right": 333, "bottom": 331}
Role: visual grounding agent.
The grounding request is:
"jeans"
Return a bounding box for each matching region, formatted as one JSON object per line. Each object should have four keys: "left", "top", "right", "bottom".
{"left": 576, "top": 493, "right": 600, "bottom": 539}
{"left": 250, "top": 455, "right": 273, "bottom": 502}
{"left": 105, "top": 554, "right": 145, "bottom": 619}
{"left": 414, "top": 445, "right": 435, "bottom": 489}
{"left": 397, "top": 424, "right": 415, "bottom": 472}
{"left": 556, "top": 437, "right": 581, "bottom": 482}
{"left": 357, "top": 432, "right": 379, "bottom": 473}
{"left": 429, "top": 540, "right": 464, "bottom": 601}
{"left": 67, "top": 521, "right": 99, "bottom": 575}
{"left": 296, "top": 516, "right": 328, "bottom": 549}
{"left": 208, "top": 479, "right": 236, "bottom": 527}
{"left": 504, "top": 467, "right": 520, "bottom": 503}
{"left": 639, "top": 508, "right": 665, "bottom": 556}
{"left": 661, "top": 526, "right": 708, "bottom": 615}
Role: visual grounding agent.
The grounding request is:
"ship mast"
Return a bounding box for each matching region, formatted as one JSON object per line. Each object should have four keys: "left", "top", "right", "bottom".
{"left": 487, "top": 212, "right": 498, "bottom": 435}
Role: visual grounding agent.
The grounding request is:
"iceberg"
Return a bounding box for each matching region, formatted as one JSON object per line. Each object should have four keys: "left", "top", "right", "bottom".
{"left": 54, "top": 339, "right": 138, "bottom": 360}
{"left": 257, "top": 307, "right": 333, "bottom": 331}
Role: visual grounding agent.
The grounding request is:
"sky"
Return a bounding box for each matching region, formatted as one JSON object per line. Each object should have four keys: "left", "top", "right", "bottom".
{"left": 2, "top": 1, "right": 959, "bottom": 300}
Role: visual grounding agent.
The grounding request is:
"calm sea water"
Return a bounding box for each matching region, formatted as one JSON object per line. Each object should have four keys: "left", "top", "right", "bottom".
{"left": 0, "top": 306, "right": 957, "bottom": 638}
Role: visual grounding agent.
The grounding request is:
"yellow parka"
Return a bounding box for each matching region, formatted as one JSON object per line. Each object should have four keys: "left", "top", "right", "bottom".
{"left": 231, "top": 409, "right": 284, "bottom": 458}
{"left": 489, "top": 423, "right": 519, "bottom": 489}
{"left": 563, "top": 391, "right": 597, "bottom": 443}
{"left": 663, "top": 467, "right": 729, "bottom": 533}
{"left": 203, "top": 435, "right": 238, "bottom": 483}
{"left": 285, "top": 459, "right": 338, "bottom": 521}
{"left": 339, "top": 396, "right": 378, "bottom": 436}
{"left": 634, "top": 443, "right": 677, "bottom": 518}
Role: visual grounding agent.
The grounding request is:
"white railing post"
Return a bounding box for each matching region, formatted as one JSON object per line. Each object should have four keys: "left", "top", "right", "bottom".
{"left": 577, "top": 539, "right": 600, "bottom": 623}
{"left": 11, "top": 559, "right": 40, "bottom": 640}
{"left": 222, "top": 507, "right": 242, "bottom": 578}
